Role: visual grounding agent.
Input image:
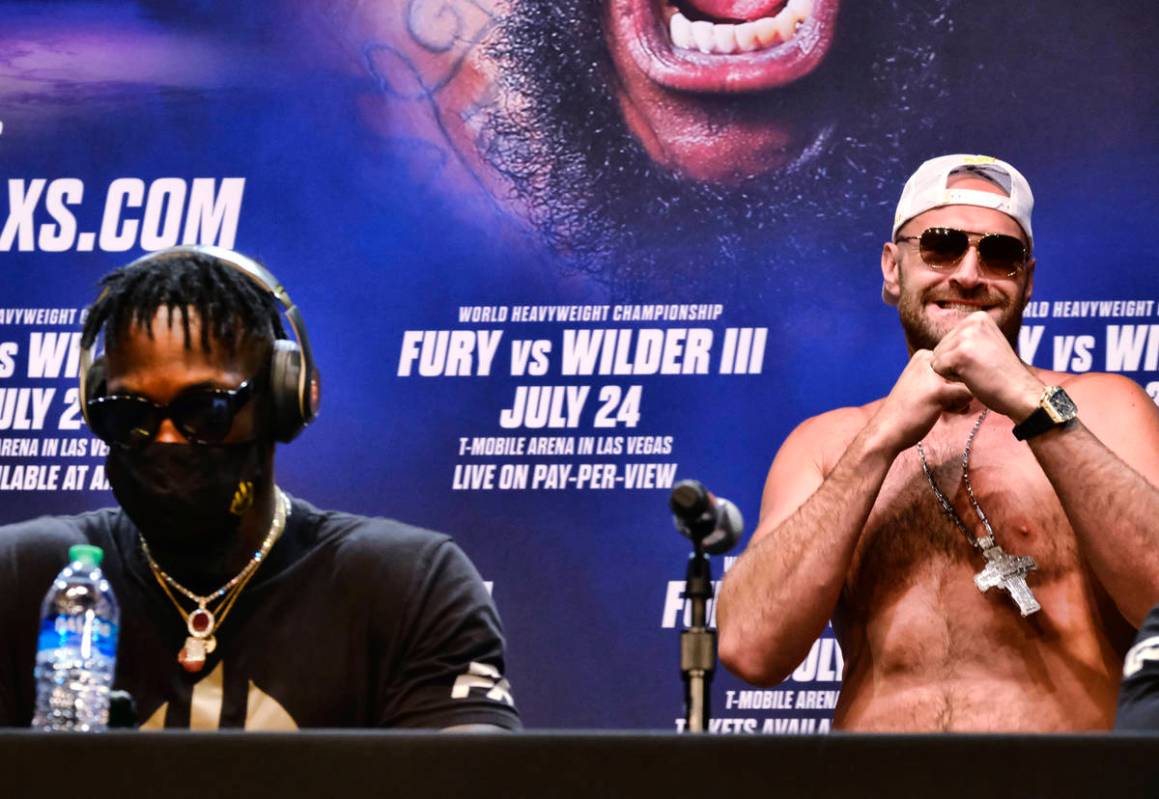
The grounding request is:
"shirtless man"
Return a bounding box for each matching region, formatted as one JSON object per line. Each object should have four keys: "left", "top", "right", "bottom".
{"left": 716, "top": 154, "right": 1159, "bottom": 731}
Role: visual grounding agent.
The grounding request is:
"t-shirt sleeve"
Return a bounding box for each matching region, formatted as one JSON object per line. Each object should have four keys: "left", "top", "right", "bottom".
{"left": 377, "top": 538, "right": 520, "bottom": 730}
{"left": 1116, "top": 603, "right": 1159, "bottom": 731}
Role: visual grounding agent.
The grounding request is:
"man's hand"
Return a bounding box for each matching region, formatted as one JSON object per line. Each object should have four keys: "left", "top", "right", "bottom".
{"left": 930, "top": 311, "right": 1044, "bottom": 421}
{"left": 867, "top": 348, "right": 974, "bottom": 455}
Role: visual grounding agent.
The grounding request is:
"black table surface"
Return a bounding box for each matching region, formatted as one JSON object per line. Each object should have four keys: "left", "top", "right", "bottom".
{"left": 3, "top": 731, "right": 1159, "bottom": 799}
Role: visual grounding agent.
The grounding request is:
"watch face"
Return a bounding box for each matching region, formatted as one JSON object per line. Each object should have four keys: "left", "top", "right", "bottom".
{"left": 1046, "top": 388, "right": 1078, "bottom": 422}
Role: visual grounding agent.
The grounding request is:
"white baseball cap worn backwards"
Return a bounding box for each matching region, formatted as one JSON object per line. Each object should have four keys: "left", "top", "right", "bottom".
{"left": 893, "top": 153, "right": 1035, "bottom": 245}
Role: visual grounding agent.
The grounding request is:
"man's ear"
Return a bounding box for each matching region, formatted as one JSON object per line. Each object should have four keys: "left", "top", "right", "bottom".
{"left": 881, "top": 242, "right": 902, "bottom": 307}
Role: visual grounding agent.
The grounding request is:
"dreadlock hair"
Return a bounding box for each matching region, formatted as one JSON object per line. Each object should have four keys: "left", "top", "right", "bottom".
{"left": 80, "top": 250, "right": 287, "bottom": 357}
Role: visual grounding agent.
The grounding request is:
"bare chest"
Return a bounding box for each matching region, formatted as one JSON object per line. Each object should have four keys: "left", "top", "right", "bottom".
{"left": 847, "top": 418, "right": 1076, "bottom": 611}
{"left": 831, "top": 413, "right": 1133, "bottom": 730}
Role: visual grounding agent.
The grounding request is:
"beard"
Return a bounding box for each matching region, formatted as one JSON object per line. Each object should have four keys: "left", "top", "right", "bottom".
{"left": 897, "top": 271, "right": 1026, "bottom": 353}
{"left": 484, "top": 0, "right": 959, "bottom": 298}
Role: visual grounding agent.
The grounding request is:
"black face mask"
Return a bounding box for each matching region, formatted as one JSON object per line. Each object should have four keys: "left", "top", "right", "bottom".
{"left": 106, "top": 441, "right": 267, "bottom": 555}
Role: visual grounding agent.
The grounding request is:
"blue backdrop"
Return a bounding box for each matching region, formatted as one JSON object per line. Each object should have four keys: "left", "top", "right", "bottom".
{"left": 1, "top": 0, "right": 1157, "bottom": 730}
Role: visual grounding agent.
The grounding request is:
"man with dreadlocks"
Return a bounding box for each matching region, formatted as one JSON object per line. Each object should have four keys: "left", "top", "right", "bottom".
{"left": 0, "top": 247, "right": 520, "bottom": 731}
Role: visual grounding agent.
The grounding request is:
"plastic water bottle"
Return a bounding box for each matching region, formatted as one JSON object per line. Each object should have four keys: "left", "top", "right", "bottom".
{"left": 32, "top": 544, "right": 120, "bottom": 732}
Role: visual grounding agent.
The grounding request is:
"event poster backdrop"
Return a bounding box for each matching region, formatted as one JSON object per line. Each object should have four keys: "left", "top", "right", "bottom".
{"left": 1, "top": 0, "right": 1157, "bottom": 730}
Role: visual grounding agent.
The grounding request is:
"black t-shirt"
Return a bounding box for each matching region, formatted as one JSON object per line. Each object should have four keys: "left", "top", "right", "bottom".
{"left": 1116, "top": 602, "right": 1159, "bottom": 731}
{"left": 0, "top": 496, "right": 520, "bottom": 730}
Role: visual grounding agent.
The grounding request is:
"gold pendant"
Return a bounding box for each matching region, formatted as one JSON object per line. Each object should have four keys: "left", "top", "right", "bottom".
{"left": 178, "top": 634, "right": 217, "bottom": 673}
{"left": 179, "top": 604, "right": 219, "bottom": 672}
{"left": 188, "top": 606, "right": 215, "bottom": 638}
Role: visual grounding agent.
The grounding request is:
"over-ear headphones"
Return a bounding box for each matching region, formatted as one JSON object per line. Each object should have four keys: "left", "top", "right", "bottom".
{"left": 79, "top": 245, "right": 321, "bottom": 443}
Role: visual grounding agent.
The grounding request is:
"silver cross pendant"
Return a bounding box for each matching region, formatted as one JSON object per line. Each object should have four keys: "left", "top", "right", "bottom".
{"left": 974, "top": 544, "right": 1041, "bottom": 617}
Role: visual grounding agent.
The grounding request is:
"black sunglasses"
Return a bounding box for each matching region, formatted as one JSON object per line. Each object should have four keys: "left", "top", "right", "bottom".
{"left": 87, "top": 379, "right": 257, "bottom": 448}
{"left": 896, "top": 226, "right": 1028, "bottom": 278}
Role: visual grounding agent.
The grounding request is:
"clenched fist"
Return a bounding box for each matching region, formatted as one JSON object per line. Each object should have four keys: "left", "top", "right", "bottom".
{"left": 867, "top": 348, "right": 975, "bottom": 455}
{"left": 929, "top": 311, "right": 1043, "bottom": 421}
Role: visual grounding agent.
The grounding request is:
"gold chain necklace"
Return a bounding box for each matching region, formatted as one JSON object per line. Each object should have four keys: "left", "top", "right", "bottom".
{"left": 141, "top": 487, "right": 290, "bottom": 672}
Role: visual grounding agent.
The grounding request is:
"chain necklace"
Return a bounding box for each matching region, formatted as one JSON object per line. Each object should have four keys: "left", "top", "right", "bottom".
{"left": 141, "top": 487, "right": 291, "bottom": 672}
{"left": 916, "top": 411, "right": 1041, "bottom": 617}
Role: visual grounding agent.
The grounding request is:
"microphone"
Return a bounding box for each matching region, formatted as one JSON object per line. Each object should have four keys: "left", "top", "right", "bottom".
{"left": 669, "top": 479, "right": 743, "bottom": 555}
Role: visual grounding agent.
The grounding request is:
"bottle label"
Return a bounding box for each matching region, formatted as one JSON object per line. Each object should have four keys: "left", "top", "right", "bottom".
{"left": 38, "top": 615, "right": 118, "bottom": 658}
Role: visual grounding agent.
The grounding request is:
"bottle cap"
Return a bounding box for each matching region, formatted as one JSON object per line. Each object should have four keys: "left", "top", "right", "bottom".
{"left": 68, "top": 544, "right": 104, "bottom": 567}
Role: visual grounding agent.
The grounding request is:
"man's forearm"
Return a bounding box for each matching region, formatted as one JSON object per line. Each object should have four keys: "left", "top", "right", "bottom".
{"left": 1029, "top": 421, "right": 1159, "bottom": 626}
{"left": 718, "top": 428, "right": 896, "bottom": 685}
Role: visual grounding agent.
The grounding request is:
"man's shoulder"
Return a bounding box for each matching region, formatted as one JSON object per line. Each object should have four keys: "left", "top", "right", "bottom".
{"left": 0, "top": 507, "right": 122, "bottom": 557}
{"left": 292, "top": 497, "right": 456, "bottom": 569}
{"left": 800, "top": 402, "right": 877, "bottom": 433}
{"left": 1053, "top": 370, "right": 1151, "bottom": 403}
{"left": 784, "top": 403, "right": 875, "bottom": 453}
{"left": 766, "top": 403, "right": 874, "bottom": 482}
{"left": 1044, "top": 370, "right": 1158, "bottom": 432}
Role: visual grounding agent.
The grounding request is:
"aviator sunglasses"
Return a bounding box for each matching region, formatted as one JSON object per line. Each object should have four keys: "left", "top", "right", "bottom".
{"left": 86, "top": 378, "right": 258, "bottom": 448}
{"left": 895, "top": 227, "right": 1028, "bottom": 278}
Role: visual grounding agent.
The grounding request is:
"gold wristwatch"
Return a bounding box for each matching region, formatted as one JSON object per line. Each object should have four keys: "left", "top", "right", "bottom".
{"left": 1012, "top": 385, "right": 1078, "bottom": 441}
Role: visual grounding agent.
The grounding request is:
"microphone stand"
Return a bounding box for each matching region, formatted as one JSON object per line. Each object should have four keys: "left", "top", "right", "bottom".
{"left": 670, "top": 479, "right": 742, "bottom": 734}
{"left": 681, "top": 537, "right": 715, "bottom": 733}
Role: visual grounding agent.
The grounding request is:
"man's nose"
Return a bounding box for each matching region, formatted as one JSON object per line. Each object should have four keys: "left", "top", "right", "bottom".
{"left": 948, "top": 245, "right": 985, "bottom": 288}
{"left": 153, "top": 417, "right": 188, "bottom": 444}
